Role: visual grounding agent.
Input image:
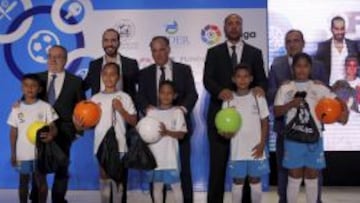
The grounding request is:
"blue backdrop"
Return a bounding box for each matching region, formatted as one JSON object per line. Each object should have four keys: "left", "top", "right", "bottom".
{"left": 0, "top": 0, "right": 267, "bottom": 190}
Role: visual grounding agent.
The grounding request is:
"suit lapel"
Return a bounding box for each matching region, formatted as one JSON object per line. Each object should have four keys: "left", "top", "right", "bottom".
{"left": 55, "top": 72, "right": 69, "bottom": 105}
{"left": 220, "top": 43, "right": 233, "bottom": 71}
{"left": 149, "top": 65, "right": 157, "bottom": 104}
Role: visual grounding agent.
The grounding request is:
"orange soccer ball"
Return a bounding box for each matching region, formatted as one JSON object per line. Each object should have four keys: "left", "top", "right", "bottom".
{"left": 315, "top": 98, "right": 342, "bottom": 124}
{"left": 74, "top": 101, "right": 101, "bottom": 128}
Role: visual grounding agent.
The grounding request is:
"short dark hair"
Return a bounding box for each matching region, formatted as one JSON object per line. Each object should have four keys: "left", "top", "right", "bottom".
{"left": 21, "top": 73, "right": 43, "bottom": 100}
{"left": 103, "top": 28, "right": 120, "bottom": 41}
{"left": 292, "top": 52, "right": 313, "bottom": 68}
{"left": 102, "top": 62, "right": 121, "bottom": 76}
{"left": 285, "top": 29, "right": 305, "bottom": 42}
{"left": 50, "top": 45, "right": 68, "bottom": 60}
{"left": 159, "top": 80, "right": 176, "bottom": 93}
{"left": 150, "top": 36, "right": 170, "bottom": 48}
{"left": 233, "top": 63, "right": 253, "bottom": 76}
{"left": 224, "top": 13, "right": 242, "bottom": 25}
{"left": 331, "top": 16, "right": 345, "bottom": 28}
{"left": 345, "top": 54, "right": 359, "bottom": 65}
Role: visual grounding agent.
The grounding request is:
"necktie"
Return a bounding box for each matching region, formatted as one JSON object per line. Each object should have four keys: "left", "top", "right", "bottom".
{"left": 48, "top": 74, "right": 57, "bottom": 105}
{"left": 159, "top": 66, "right": 166, "bottom": 86}
{"left": 231, "top": 45, "right": 238, "bottom": 68}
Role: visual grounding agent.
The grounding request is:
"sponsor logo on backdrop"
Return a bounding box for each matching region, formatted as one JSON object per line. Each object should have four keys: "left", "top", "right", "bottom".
{"left": 201, "top": 24, "right": 222, "bottom": 45}
{"left": 28, "top": 30, "right": 60, "bottom": 63}
{"left": 164, "top": 20, "right": 190, "bottom": 46}
{"left": 243, "top": 31, "right": 257, "bottom": 40}
{"left": 114, "top": 19, "right": 138, "bottom": 50}
{"left": 61, "top": 0, "right": 85, "bottom": 24}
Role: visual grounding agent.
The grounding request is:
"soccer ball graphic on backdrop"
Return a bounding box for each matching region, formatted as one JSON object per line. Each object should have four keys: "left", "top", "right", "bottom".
{"left": 27, "top": 30, "right": 60, "bottom": 63}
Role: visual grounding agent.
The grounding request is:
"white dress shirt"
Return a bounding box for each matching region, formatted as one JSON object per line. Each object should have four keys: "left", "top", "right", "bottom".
{"left": 47, "top": 71, "right": 65, "bottom": 100}
{"left": 227, "top": 40, "right": 244, "bottom": 64}
{"left": 156, "top": 60, "right": 173, "bottom": 90}
{"left": 330, "top": 39, "right": 348, "bottom": 85}
{"left": 100, "top": 54, "right": 123, "bottom": 91}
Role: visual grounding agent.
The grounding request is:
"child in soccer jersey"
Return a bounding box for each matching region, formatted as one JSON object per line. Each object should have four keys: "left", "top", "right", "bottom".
{"left": 74, "top": 62, "right": 137, "bottom": 203}
{"left": 274, "top": 53, "right": 349, "bottom": 203}
{"left": 7, "top": 74, "right": 58, "bottom": 203}
{"left": 220, "top": 64, "right": 270, "bottom": 203}
{"left": 145, "top": 80, "right": 187, "bottom": 203}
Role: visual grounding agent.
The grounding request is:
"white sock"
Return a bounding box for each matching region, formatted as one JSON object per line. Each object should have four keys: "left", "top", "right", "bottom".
{"left": 250, "top": 182, "right": 262, "bottom": 203}
{"left": 231, "top": 183, "right": 243, "bottom": 203}
{"left": 287, "top": 177, "right": 302, "bottom": 203}
{"left": 171, "top": 183, "right": 183, "bottom": 203}
{"left": 153, "top": 182, "right": 164, "bottom": 203}
{"left": 305, "top": 178, "right": 318, "bottom": 203}
{"left": 110, "top": 180, "right": 123, "bottom": 203}
{"left": 99, "top": 179, "right": 111, "bottom": 203}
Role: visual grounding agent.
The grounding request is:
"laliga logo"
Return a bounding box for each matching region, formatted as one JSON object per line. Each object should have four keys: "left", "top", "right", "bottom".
{"left": 201, "top": 24, "right": 221, "bottom": 46}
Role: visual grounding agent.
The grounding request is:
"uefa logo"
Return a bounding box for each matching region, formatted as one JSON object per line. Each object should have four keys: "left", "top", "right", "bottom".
{"left": 201, "top": 24, "right": 221, "bottom": 45}
{"left": 114, "top": 19, "right": 136, "bottom": 42}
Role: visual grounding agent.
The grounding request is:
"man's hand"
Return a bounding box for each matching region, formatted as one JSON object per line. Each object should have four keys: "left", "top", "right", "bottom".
{"left": 146, "top": 105, "right": 156, "bottom": 114}
{"left": 218, "top": 89, "right": 233, "bottom": 101}
{"left": 252, "top": 142, "right": 265, "bottom": 159}
{"left": 252, "top": 86, "right": 265, "bottom": 97}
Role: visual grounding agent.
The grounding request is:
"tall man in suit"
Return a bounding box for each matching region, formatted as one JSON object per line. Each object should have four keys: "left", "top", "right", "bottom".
{"left": 268, "top": 30, "right": 329, "bottom": 203}
{"left": 203, "top": 13, "right": 267, "bottom": 203}
{"left": 315, "top": 16, "right": 359, "bottom": 85}
{"left": 136, "top": 36, "right": 198, "bottom": 203}
{"left": 31, "top": 45, "right": 85, "bottom": 203}
{"left": 84, "top": 28, "right": 139, "bottom": 99}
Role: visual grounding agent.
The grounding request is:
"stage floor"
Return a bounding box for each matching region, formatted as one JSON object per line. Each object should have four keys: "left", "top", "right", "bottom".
{"left": 0, "top": 187, "right": 359, "bottom": 203}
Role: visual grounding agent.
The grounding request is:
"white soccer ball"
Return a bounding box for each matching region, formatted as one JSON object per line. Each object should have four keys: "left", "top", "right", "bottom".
{"left": 136, "top": 117, "right": 161, "bottom": 144}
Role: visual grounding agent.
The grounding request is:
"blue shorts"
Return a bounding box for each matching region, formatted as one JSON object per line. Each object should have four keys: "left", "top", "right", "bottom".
{"left": 15, "top": 160, "right": 36, "bottom": 174}
{"left": 283, "top": 138, "right": 325, "bottom": 169}
{"left": 229, "top": 160, "right": 270, "bottom": 179}
{"left": 146, "top": 169, "right": 180, "bottom": 184}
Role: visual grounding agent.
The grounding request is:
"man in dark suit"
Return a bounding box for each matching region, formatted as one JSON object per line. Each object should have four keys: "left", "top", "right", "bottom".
{"left": 268, "top": 30, "right": 329, "bottom": 203}
{"left": 136, "top": 36, "right": 198, "bottom": 203}
{"left": 315, "top": 16, "right": 359, "bottom": 85}
{"left": 203, "top": 13, "right": 267, "bottom": 203}
{"left": 31, "top": 45, "right": 85, "bottom": 203}
{"left": 83, "top": 28, "right": 139, "bottom": 99}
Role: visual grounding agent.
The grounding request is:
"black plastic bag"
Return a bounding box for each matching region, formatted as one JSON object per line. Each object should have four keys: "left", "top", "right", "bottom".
{"left": 36, "top": 126, "right": 69, "bottom": 174}
{"left": 96, "top": 126, "right": 124, "bottom": 183}
{"left": 123, "top": 129, "right": 157, "bottom": 170}
{"left": 283, "top": 101, "right": 320, "bottom": 143}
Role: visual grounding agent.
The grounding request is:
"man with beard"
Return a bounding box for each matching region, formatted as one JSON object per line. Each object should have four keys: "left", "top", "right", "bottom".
{"left": 315, "top": 16, "right": 359, "bottom": 85}
{"left": 203, "top": 13, "right": 267, "bottom": 203}
{"left": 268, "top": 30, "right": 328, "bottom": 203}
{"left": 83, "top": 28, "right": 139, "bottom": 203}
{"left": 84, "top": 28, "right": 139, "bottom": 99}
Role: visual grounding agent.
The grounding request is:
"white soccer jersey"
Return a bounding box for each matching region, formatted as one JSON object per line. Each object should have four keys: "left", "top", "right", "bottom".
{"left": 225, "top": 93, "right": 269, "bottom": 161}
{"left": 274, "top": 80, "right": 337, "bottom": 134}
{"left": 91, "top": 91, "right": 136, "bottom": 154}
{"left": 7, "top": 100, "right": 58, "bottom": 161}
{"left": 147, "top": 108, "right": 187, "bottom": 170}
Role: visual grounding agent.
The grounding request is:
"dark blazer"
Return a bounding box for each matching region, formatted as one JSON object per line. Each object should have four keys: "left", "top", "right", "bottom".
{"left": 83, "top": 55, "right": 139, "bottom": 99}
{"left": 267, "top": 55, "right": 329, "bottom": 105}
{"left": 203, "top": 42, "right": 267, "bottom": 124}
{"left": 315, "top": 38, "right": 359, "bottom": 81}
{"left": 38, "top": 71, "right": 85, "bottom": 145}
{"left": 136, "top": 62, "right": 198, "bottom": 116}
